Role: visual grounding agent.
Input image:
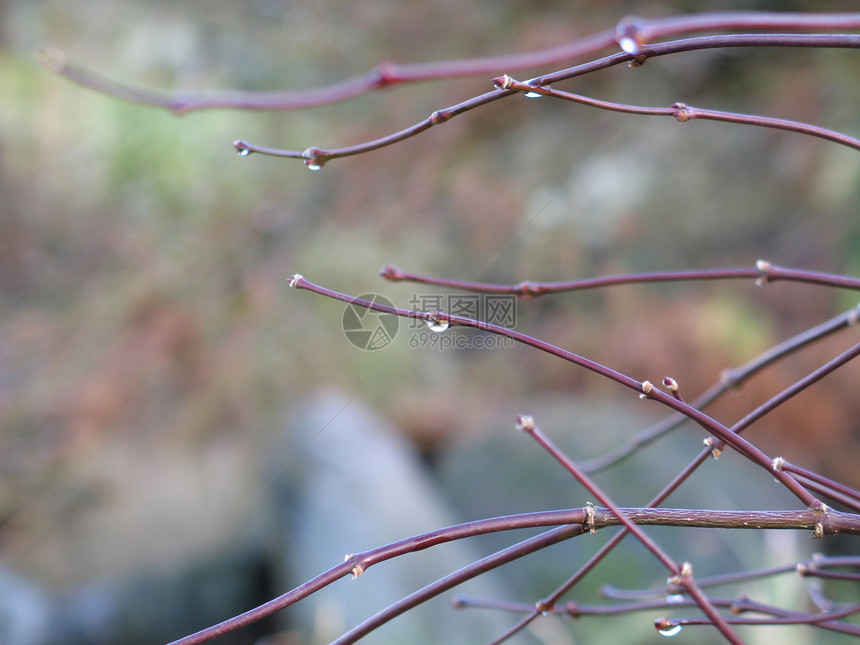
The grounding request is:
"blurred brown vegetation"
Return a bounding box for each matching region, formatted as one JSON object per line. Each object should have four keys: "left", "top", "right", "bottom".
{"left": 1, "top": 0, "right": 859, "bottom": 642}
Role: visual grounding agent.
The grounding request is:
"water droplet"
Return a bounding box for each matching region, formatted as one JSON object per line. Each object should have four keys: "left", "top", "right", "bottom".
{"left": 303, "top": 147, "right": 326, "bottom": 171}
{"left": 665, "top": 594, "right": 685, "bottom": 604}
{"left": 619, "top": 36, "right": 640, "bottom": 55}
{"left": 658, "top": 625, "right": 682, "bottom": 637}
{"left": 425, "top": 312, "right": 449, "bottom": 333}
{"left": 238, "top": 148, "right": 251, "bottom": 156}
{"left": 524, "top": 85, "right": 549, "bottom": 98}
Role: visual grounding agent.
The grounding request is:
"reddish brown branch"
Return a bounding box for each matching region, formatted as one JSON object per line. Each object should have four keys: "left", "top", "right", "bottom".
{"left": 496, "top": 77, "right": 860, "bottom": 151}
{"left": 380, "top": 261, "right": 860, "bottom": 296}
{"left": 44, "top": 18, "right": 860, "bottom": 115}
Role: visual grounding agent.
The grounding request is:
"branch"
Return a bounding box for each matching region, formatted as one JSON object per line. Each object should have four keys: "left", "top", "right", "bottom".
{"left": 516, "top": 415, "right": 742, "bottom": 643}
{"left": 494, "top": 76, "right": 860, "bottom": 151}
{"left": 580, "top": 303, "right": 860, "bottom": 472}
{"left": 380, "top": 260, "right": 860, "bottom": 295}
{"left": 232, "top": 32, "right": 860, "bottom": 167}
{"left": 453, "top": 595, "right": 860, "bottom": 637}
{"left": 288, "top": 273, "right": 836, "bottom": 507}
{"left": 170, "top": 505, "right": 855, "bottom": 644}
{"left": 43, "top": 15, "right": 860, "bottom": 114}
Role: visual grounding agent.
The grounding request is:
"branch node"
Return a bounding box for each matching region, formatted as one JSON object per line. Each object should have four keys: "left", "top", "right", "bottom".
{"left": 627, "top": 54, "right": 648, "bottom": 68}
{"left": 515, "top": 414, "right": 535, "bottom": 433}
{"left": 515, "top": 281, "right": 540, "bottom": 298}
{"left": 372, "top": 61, "right": 397, "bottom": 89}
{"left": 771, "top": 456, "right": 785, "bottom": 472}
{"left": 667, "top": 562, "right": 693, "bottom": 587}
{"left": 344, "top": 554, "right": 365, "bottom": 579}
{"left": 808, "top": 500, "right": 830, "bottom": 538}
{"left": 429, "top": 109, "right": 451, "bottom": 124}
{"left": 704, "top": 437, "right": 722, "bottom": 459}
{"left": 563, "top": 601, "right": 581, "bottom": 619}
{"left": 719, "top": 367, "right": 742, "bottom": 389}
{"left": 535, "top": 600, "right": 553, "bottom": 616}
{"left": 639, "top": 380, "right": 654, "bottom": 399}
{"left": 585, "top": 501, "right": 597, "bottom": 534}
{"left": 672, "top": 102, "right": 690, "bottom": 122}
{"left": 755, "top": 258, "right": 774, "bottom": 286}
{"left": 808, "top": 500, "right": 829, "bottom": 514}
{"left": 730, "top": 594, "right": 749, "bottom": 614}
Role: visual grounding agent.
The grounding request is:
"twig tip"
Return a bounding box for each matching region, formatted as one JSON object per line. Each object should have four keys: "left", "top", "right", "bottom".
{"left": 379, "top": 265, "right": 402, "bottom": 280}
{"left": 515, "top": 414, "right": 535, "bottom": 433}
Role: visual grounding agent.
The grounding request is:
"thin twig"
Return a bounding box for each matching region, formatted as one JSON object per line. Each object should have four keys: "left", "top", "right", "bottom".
{"left": 43, "top": 20, "right": 860, "bottom": 114}
{"left": 290, "top": 274, "right": 826, "bottom": 506}
{"left": 381, "top": 261, "right": 860, "bottom": 295}
{"left": 579, "top": 304, "right": 860, "bottom": 472}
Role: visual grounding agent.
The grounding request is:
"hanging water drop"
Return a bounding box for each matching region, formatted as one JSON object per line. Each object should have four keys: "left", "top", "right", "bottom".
{"left": 658, "top": 625, "right": 682, "bottom": 637}
{"left": 303, "top": 147, "right": 326, "bottom": 171}
{"left": 234, "top": 140, "right": 253, "bottom": 156}
{"left": 665, "top": 594, "right": 686, "bottom": 604}
{"left": 524, "top": 85, "right": 549, "bottom": 98}
{"left": 425, "top": 312, "right": 449, "bottom": 333}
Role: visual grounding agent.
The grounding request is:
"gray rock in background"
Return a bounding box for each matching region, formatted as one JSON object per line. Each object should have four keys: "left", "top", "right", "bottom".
{"left": 269, "top": 390, "right": 521, "bottom": 644}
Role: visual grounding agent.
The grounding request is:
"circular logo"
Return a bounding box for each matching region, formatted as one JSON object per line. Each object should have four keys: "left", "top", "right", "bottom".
{"left": 341, "top": 293, "right": 399, "bottom": 350}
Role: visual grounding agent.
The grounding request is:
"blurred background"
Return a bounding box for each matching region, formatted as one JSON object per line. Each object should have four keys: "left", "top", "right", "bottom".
{"left": 1, "top": 1, "right": 859, "bottom": 643}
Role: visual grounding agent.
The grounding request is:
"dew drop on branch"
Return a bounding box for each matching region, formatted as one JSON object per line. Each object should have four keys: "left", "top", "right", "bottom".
{"left": 618, "top": 36, "right": 640, "bottom": 55}
{"left": 524, "top": 85, "right": 550, "bottom": 98}
{"left": 425, "top": 312, "right": 449, "bottom": 332}
{"left": 658, "top": 625, "right": 682, "bottom": 637}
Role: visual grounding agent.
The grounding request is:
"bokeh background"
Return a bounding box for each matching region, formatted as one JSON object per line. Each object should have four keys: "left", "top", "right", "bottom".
{"left": 2, "top": 1, "right": 859, "bottom": 643}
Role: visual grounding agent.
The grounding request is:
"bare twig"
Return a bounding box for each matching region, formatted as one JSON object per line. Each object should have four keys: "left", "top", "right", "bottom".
{"left": 43, "top": 18, "right": 860, "bottom": 114}
{"left": 580, "top": 303, "right": 860, "bottom": 472}
{"left": 380, "top": 261, "right": 860, "bottom": 295}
